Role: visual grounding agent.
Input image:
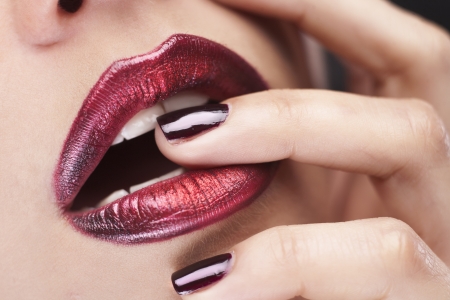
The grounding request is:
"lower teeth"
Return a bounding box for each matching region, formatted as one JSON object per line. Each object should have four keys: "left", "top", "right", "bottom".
{"left": 96, "top": 189, "right": 129, "bottom": 208}
{"left": 129, "top": 168, "right": 185, "bottom": 193}
{"left": 90, "top": 168, "right": 186, "bottom": 209}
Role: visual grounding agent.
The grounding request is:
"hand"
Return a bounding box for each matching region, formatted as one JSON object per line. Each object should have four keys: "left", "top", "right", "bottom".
{"left": 156, "top": 0, "right": 450, "bottom": 298}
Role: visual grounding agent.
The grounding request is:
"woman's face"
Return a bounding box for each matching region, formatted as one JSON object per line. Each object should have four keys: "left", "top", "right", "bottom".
{"left": 0, "top": 0, "right": 326, "bottom": 298}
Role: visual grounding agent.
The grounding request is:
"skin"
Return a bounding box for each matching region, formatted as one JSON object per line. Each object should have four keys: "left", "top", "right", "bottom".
{"left": 155, "top": 0, "right": 450, "bottom": 299}
{"left": 5, "top": 0, "right": 449, "bottom": 299}
{"left": 0, "top": 0, "right": 327, "bottom": 299}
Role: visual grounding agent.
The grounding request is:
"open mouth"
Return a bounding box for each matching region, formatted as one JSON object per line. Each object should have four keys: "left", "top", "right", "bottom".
{"left": 71, "top": 92, "right": 212, "bottom": 211}
{"left": 54, "top": 34, "right": 277, "bottom": 244}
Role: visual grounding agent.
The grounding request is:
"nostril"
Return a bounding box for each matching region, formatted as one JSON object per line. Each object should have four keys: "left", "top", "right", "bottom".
{"left": 58, "top": 0, "right": 83, "bottom": 13}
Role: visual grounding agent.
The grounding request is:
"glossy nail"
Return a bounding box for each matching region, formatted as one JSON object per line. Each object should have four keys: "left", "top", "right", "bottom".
{"left": 171, "top": 253, "right": 233, "bottom": 295}
{"left": 157, "top": 104, "right": 229, "bottom": 141}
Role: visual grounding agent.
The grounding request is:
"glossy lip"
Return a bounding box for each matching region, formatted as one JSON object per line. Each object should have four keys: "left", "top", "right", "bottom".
{"left": 54, "top": 34, "right": 276, "bottom": 244}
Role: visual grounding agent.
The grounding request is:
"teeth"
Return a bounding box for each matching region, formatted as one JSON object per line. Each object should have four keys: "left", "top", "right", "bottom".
{"left": 90, "top": 168, "right": 186, "bottom": 210}
{"left": 112, "top": 134, "right": 125, "bottom": 145}
{"left": 111, "top": 92, "right": 209, "bottom": 146}
{"left": 130, "top": 168, "right": 185, "bottom": 193}
{"left": 162, "top": 91, "right": 209, "bottom": 113}
{"left": 98, "top": 91, "right": 203, "bottom": 205}
{"left": 121, "top": 103, "right": 165, "bottom": 141}
{"left": 96, "top": 189, "right": 129, "bottom": 208}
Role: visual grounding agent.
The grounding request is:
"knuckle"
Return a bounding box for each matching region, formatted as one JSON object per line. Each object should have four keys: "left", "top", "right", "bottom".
{"left": 267, "top": 226, "right": 302, "bottom": 268}
{"left": 266, "top": 226, "right": 307, "bottom": 296}
{"left": 404, "top": 100, "right": 449, "bottom": 161}
{"left": 385, "top": 19, "right": 450, "bottom": 75}
{"left": 267, "top": 90, "right": 301, "bottom": 123}
{"left": 427, "top": 26, "right": 450, "bottom": 68}
{"left": 265, "top": 90, "right": 303, "bottom": 157}
{"left": 412, "top": 21, "right": 450, "bottom": 68}
{"left": 376, "top": 218, "right": 433, "bottom": 276}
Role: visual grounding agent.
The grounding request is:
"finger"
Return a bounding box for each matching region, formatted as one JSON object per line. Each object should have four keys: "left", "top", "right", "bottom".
{"left": 215, "top": 0, "right": 450, "bottom": 129}
{"left": 212, "top": 0, "right": 450, "bottom": 76}
{"left": 156, "top": 90, "right": 449, "bottom": 177}
{"left": 173, "top": 219, "right": 450, "bottom": 300}
{"left": 155, "top": 91, "right": 450, "bottom": 258}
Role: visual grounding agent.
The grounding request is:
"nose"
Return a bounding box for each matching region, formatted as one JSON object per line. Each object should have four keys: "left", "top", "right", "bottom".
{"left": 12, "top": 0, "right": 83, "bottom": 45}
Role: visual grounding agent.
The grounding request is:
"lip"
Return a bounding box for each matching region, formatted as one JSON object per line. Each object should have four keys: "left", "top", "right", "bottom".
{"left": 54, "top": 34, "right": 276, "bottom": 244}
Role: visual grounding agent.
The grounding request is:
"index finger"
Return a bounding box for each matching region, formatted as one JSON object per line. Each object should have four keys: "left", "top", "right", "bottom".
{"left": 213, "top": 0, "right": 449, "bottom": 76}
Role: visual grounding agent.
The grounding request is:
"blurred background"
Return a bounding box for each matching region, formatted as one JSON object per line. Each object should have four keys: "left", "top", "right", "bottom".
{"left": 393, "top": 0, "right": 449, "bottom": 29}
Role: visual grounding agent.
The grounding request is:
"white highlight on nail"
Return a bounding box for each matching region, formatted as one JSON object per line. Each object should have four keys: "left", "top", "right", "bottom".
{"left": 175, "top": 260, "right": 229, "bottom": 286}
{"left": 161, "top": 111, "right": 226, "bottom": 133}
{"left": 121, "top": 103, "right": 165, "bottom": 140}
{"left": 97, "top": 189, "right": 129, "bottom": 208}
{"left": 129, "top": 168, "right": 185, "bottom": 194}
{"left": 163, "top": 91, "right": 209, "bottom": 113}
{"left": 111, "top": 92, "right": 209, "bottom": 146}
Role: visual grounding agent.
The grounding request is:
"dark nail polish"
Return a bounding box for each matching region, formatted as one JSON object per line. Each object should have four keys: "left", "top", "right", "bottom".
{"left": 157, "top": 104, "right": 229, "bottom": 141}
{"left": 171, "top": 253, "right": 233, "bottom": 295}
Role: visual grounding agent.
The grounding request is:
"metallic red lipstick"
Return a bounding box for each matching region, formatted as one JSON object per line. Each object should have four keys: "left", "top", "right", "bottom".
{"left": 55, "top": 34, "right": 276, "bottom": 244}
{"left": 71, "top": 164, "right": 275, "bottom": 244}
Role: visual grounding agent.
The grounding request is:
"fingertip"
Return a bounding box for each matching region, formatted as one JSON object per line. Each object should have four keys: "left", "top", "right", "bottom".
{"left": 154, "top": 125, "right": 173, "bottom": 155}
{"left": 155, "top": 125, "right": 194, "bottom": 167}
{"left": 171, "top": 253, "right": 234, "bottom": 298}
{"left": 155, "top": 103, "right": 233, "bottom": 167}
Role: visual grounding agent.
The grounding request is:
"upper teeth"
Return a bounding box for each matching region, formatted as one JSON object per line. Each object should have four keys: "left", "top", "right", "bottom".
{"left": 162, "top": 91, "right": 209, "bottom": 113}
{"left": 112, "top": 91, "right": 209, "bottom": 144}
{"left": 91, "top": 92, "right": 207, "bottom": 210}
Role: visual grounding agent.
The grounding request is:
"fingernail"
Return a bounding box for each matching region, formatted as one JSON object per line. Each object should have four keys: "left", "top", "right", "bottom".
{"left": 157, "top": 104, "right": 229, "bottom": 141}
{"left": 171, "top": 253, "right": 233, "bottom": 295}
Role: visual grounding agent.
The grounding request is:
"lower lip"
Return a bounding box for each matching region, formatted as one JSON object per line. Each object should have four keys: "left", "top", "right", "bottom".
{"left": 67, "top": 163, "right": 277, "bottom": 244}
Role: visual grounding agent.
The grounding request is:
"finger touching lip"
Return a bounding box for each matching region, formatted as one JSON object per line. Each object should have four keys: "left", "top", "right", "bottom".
{"left": 54, "top": 34, "right": 277, "bottom": 244}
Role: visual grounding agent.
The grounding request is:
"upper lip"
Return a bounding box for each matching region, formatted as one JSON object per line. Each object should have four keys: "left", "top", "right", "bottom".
{"left": 54, "top": 34, "right": 276, "bottom": 244}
